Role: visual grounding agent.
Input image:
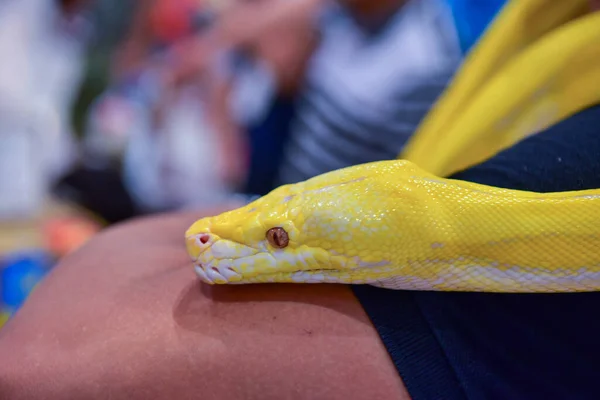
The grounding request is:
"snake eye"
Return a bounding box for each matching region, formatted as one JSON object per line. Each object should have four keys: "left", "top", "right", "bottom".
{"left": 266, "top": 227, "right": 289, "bottom": 248}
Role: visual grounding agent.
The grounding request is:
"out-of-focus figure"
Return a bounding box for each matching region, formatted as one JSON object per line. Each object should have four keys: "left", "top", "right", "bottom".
{"left": 187, "top": 0, "right": 464, "bottom": 194}
{"left": 274, "top": 0, "right": 463, "bottom": 187}
{"left": 82, "top": 0, "right": 239, "bottom": 213}
{"left": 0, "top": 0, "right": 98, "bottom": 219}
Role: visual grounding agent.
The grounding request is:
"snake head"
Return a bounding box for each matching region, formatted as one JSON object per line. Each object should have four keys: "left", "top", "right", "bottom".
{"left": 185, "top": 162, "right": 406, "bottom": 286}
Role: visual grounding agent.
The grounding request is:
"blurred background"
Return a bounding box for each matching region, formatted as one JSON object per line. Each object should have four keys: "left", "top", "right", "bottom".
{"left": 0, "top": 0, "right": 505, "bottom": 327}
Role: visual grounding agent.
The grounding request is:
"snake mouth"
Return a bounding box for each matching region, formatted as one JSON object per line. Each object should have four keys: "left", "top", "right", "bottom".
{"left": 193, "top": 260, "right": 333, "bottom": 285}
{"left": 193, "top": 260, "right": 372, "bottom": 285}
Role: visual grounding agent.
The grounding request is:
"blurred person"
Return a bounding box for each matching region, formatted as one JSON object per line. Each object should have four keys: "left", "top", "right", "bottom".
{"left": 0, "top": 0, "right": 96, "bottom": 218}
{"left": 50, "top": 0, "right": 149, "bottom": 224}
{"left": 168, "top": 0, "right": 324, "bottom": 194}
{"left": 99, "top": 0, "right": 323, "bottom": 214}
{"left": 116, "top": 4, "right": 230, "bottom": 214}
{"left": 167, "top": 0, "right": 462, "bottom": 196}
{"left": 273, "top": 0, "right": 462, "bottom": 187}
{"left": 209, "top": 0, "right": 322, "bottom": 194}
{"left": 66, "top": 0, "right": 231, "bottom": 219}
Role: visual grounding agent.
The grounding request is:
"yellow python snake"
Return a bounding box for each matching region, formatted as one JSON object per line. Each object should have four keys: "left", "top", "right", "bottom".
{"left": 185, "top": 0, "right": 600, "bottom": 293}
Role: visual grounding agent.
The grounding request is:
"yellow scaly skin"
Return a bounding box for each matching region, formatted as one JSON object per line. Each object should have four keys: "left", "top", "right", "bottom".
{"left": 185, "top": 2, "right": 600, "bottom": 293}
{"left": 186, "top": 160, "right": 600, "bottom": 293}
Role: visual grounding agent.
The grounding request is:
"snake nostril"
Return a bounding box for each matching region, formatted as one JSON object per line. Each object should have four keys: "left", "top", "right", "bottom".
{"left": 200, "top": 235, "right": 210, "bottom": 244}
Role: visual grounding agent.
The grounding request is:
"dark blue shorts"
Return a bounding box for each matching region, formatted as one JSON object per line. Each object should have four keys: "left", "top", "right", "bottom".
{"left": 353, "top": 104, "right": 600, "bottom": 400}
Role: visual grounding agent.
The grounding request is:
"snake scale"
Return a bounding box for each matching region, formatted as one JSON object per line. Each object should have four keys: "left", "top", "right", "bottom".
{"left": 185, "top": 0, "right": 600, "bottom": 293}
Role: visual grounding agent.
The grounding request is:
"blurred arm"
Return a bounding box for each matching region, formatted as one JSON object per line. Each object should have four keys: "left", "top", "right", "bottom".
{"left": 0, "top": 208, "right": 408, "bottom": 400}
